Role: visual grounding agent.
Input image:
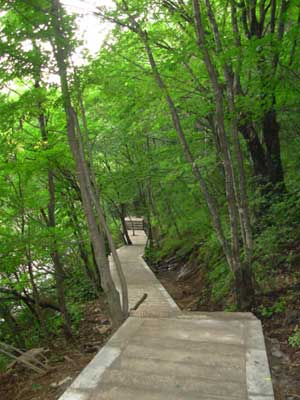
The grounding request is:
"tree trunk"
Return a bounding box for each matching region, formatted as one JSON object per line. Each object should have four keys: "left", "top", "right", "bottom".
{"left": 65, "top": 194, "right": 102, "bottom": 295}
{"left": 239, "top": 123, "right": 269, "bottom": 183}
{"left": 230, "top": 0, "right": 285, "bottom": 192}
{"left": 48, "top": 171, "right": 73, "bottom": 338}
{"left": 27, "top": 259, "right": 50, "bottom": 340}
{"left": 120, "top": 204, "right": 132, "bottom": 245}
{"left": 192, "top": 0, "right": 254, "bottom": 309}
{"left": 119, "top": 5, "right": 237, "bottom": 288}
{"left": 262, "top": 108, "right": 285, "bottom": 189}
{"left": 74, "top": 72, "right": 128, "bottom": 317}
{"left": 35, "top": 79, "right": 73, "bottom": 338}
{"left": 51, "top": 0, "right": 125, "bottom": 327}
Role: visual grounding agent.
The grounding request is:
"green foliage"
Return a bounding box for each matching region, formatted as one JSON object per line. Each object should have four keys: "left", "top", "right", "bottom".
{"left": 31, "top": 383, "right": 43, "bottom": 392}
{"left": 66, "top": 267, "right": 98, "bottom": 303}
{"left": 258, "top": 299, "right": 286, "bottom": 318}
{"left": 68, "top": 303, "right": 85, "bottom": 333}
{"left": 0, "top": 354, "right": 10, "bottom": 372}
{"left": 208, "top": 260, "right": 233, "bottom": 304}
{"left": 0, "top": 0, "right": 299, "bottom": 352}
{"left": 288, "top": 326, "right": 300, "bottom": 348}
{"left": 253, "top": 189, "right": 300, "bottom": 286}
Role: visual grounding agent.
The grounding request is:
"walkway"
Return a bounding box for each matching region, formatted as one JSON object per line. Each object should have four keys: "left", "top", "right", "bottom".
{"left": 110, "top": 231, "right": 179, "bottom": 317}
{"left": 59, "top": 231, "right": 274, "bottom": 400}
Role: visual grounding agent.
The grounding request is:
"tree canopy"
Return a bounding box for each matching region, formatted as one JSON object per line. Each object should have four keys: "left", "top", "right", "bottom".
{"left": 0, "top": 0, "right": 300, "bottom": 366}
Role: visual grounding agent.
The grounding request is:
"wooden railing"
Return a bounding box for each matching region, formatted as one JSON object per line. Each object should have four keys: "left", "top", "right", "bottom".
{"left": 125, "top": 217, "right": 145, "bottom": 231}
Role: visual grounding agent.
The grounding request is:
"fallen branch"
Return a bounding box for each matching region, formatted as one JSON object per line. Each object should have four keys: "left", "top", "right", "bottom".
{"left": 130, "top": 293, "right": 148, "bottom": 311}
{"left": 0, "top": 342, "right": 49, "bottom": 374}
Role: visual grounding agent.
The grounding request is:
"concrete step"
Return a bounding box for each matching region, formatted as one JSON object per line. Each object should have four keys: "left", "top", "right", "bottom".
{"left": 130, "top": 334, "right": 245, "bottom": 359}
{"left": 90, "top": 384, "right": 243, "bottom": 400}
{"left": 98, "top": 369, "right": 247, "bottom": 399}
{"left": 112, "top": 355, "right": 245, "bottom": 382}
{"left": 123, "top": 342, "right": 245, "bottom": 369}
{"left": 134, "top": 318, "right": 245, "bottom": 345}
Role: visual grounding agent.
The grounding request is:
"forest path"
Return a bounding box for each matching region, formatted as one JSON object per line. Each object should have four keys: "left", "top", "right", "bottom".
{"left": 59, "top": 231, "right": 274, "bottom": 400}
{"left": 110, "top": 231, "right": 179, "bottom": 317}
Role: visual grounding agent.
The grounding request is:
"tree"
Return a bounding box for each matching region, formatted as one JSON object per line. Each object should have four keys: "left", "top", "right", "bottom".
{"left": 50, "top": 0, "right": 127, "bottom": 326}
{"left": 99, "top": 0, "right": 254, "bottom": 309}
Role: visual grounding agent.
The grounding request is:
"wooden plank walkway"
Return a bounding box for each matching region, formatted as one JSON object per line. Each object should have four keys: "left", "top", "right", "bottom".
{"left": 59, "top": 231, "right": 274, "bottom": 400}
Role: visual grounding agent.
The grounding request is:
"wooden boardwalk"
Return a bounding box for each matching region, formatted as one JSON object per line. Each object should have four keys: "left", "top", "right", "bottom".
{"left": 59, "top": 231, "right": 274, "bottom": 400}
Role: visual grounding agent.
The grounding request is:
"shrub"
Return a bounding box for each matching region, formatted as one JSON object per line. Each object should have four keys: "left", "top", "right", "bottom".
{"left": 288, "top": 326, "right": 300, "bottom": 348}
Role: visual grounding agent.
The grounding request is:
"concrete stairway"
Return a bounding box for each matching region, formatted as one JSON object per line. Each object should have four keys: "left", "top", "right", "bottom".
{"left": 59, "top": 231, "right": 274, "bottom": 400}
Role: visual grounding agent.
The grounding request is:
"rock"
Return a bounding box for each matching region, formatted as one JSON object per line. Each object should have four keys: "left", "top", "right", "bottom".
{"left": 100, "top": 318, "right": 110, "bottom": 325}
{"left": 266, "top": 337, "right": 280, "bottom": 353}
{"left": 89, "top": 340, "right": 103, "bottom": 345}
{"left": 177, "top": 264, "right": 197, "bottom": 281}
{"left": 285, "top": 310, "right": 300, "bottom": 325}
{"left": 272, "top": 349, "right": 285, "bottom": 358}
{"left": 83, "top": 346, "right": 98, "bottom": 353}
{"left": 64, "top": 356, "right": 76, "bottom": 364}
{"left": 271, "top": 365, "right": 281, "bottom": 372}
{"left": 50, "top": 376, "right": 72, "bottom": 388}
{"left": 59, "top": 376, "right": 72, "bottom": 386}
{"left": 98, "top": 325, "right": 111, "bottom": 335}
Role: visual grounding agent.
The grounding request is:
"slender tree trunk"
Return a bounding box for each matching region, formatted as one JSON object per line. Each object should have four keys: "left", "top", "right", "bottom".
{"left": 27, "top": 259, "right": 50, "bottom": 340}
{"left": 192, "top": 0, "right": 254, "bottom": 309}
{"left": 65, "top": 193, "right": 102, "bottom": 294}
{"left": 73, "top": 111, "right": 128, "bottom": 316}
{"left": 35, "top": 79, "right": 73, "bottom": 338}
{"left": 141, "top": 33, "right": 230, "bottom": 259}
{"left": 263, "top": 108, "right": 285, "bottom": 188}
{"left": 133, "top": 27, "right": 228, "bottom": 247}
{"left": 48, "top": 171, "right": 73, "bottom": 338}
{"left": 51, "top": 0, "right": 126, "bottom": 326}
{"left": 120, "top": 204, "right": 132, "bottom": 245}
{"left": 205, "top": 0, "right": 253, "bottom": 263}
{"left": 117, "top": 0, "right": 254, "bottom": 308}
{"left": 117, "top": 5, "right": 235, "bottom": 281}
{"left": 74, "top": 76, "right": 128, "bottom": 316}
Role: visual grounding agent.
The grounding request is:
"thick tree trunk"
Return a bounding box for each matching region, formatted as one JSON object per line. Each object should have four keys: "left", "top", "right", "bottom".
{"left": 240, "top": 117, "right": 285, "bottom": 194}
{"left": 239, "top": 123, "right": 269, "bottom": 183}
{"left": 230, "top": 0, "right": 285, "bottom": 192}
{"left": 234, "top": 264, "right": 255, "bottom": 310}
